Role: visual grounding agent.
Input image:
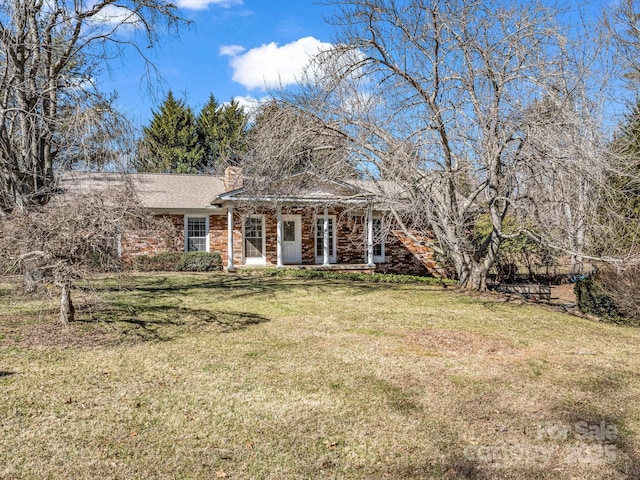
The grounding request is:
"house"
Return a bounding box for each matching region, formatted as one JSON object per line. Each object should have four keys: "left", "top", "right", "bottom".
{"left": 64, "top": 168, "right": 442, "bottom": 276}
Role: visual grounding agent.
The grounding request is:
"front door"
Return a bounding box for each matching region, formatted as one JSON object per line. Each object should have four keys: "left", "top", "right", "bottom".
{"left": 282, "top": 215, "right": 302, "bottom": 264}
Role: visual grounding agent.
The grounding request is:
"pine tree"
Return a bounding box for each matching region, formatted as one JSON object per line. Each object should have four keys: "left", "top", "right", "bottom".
{"left": 611, "top": 101, "right": 640, "bottom": 216}
{"left": 601, "top": 100, "right": 640, "bottom": 252}
{"left": 195, "top": 94, "right": 221, "bottom": 171}
{"left": 137, "top": 91, "right": 204, "bottom": 173}
{"left": 196, "top": 96, "right": 249, "bottom": 172}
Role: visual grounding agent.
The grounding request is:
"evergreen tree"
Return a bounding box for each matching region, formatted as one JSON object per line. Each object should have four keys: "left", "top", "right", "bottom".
{"left": 137, "top": 91, "right": 204, "bottom": 174}
{"left": 598, "top": 101, "right": 640, "bottom": 253}
{"left": 196, "top": 96, "right": 249, "bottom": 172}
{"left": 611, "top": 101, "right": 640, "bottom": 218}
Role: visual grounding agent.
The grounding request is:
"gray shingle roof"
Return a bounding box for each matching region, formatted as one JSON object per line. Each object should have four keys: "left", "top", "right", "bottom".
{"left": 59, "top": 171, "right": 400, "bottom": 210}
{"left": 60, "top": 172, "right": 225, "bottom": 210}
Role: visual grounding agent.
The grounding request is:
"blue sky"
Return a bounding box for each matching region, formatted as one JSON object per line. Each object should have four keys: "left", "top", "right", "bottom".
{"left": 101, "top": 0, "right": 621, "bottom": 130}
{"left": 104, "top": 0, "right": 337, "bottom": 127}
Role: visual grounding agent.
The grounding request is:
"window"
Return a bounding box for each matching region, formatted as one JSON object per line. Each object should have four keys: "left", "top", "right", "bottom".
{"left": 283, "top": 220, "right": 296, "bottom": 242}
{"left": 244, "top": 216, "right": 264, "bottom": 260}
{"left": 315, "top": 216, "right": 336, "bottom": 263}
{"left": 372, "top": 218, "right": 383, "bottom": 258}
{"left": 185, "top": 216, "right": 208, "bottom": 252}
{"left": 366, "top": 217, "right": 385, "bottom": 263}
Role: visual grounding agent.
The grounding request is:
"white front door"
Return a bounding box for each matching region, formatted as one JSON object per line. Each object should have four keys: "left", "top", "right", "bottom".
{"left": 282, "top": 215, "right": 302, "bottom": 264}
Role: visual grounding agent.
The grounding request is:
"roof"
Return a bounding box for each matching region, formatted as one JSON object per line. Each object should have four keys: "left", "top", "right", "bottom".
{"left": 216, "top": 172, "right": 374, "bottom": 204}
{"left": 132, "top": 173, "right": 225, "bottom": 209}
{"left": 59, "top": 172, "right": 225, "bottom": 210}
{"left": 59, "top": 171, "right": 404, "bottom": 210}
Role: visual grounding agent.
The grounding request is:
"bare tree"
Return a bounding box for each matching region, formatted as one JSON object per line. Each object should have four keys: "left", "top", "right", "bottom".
{"left": 606, "top": 0, "right": 640, "bottom": 89}
{"left": 247, "top": 0, "right": 610, "bottom": 289}
{"left": 0, "top": 0, "right": 184, "bottom": 213}
{"left": 246, "top": 100, "right": 353, "bottom": 186}
{"left": 0, "top": 180, "right": 166, "bottom": 322}
{"left": 513, "top": 89, "right": 610, "bottom": 276}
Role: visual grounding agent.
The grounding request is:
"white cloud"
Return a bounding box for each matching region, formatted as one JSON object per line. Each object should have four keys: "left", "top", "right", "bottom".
{"left": 231, "top": 95, "right": 266, "bottom": 110}
{"left": 219, "top": 45, "right": 245, "bottom": 57}
{"left": 174, "top": 0, "right": 242, "bottom": 11}
{"left": 230, "top": 95, "right": 270, "bottom": 122}
{"left": 222, "top": 36, "right": 333, "bottom": 91}
{"left": 91, "top": 4, "right": 142, "bottom": 28}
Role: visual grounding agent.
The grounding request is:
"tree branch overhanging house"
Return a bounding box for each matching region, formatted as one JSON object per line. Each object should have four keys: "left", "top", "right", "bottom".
{"left": 64, "top": 168, "right": 444, "bottom": 276}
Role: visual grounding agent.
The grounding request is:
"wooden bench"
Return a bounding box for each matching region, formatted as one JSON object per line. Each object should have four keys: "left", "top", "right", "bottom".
{"left": 487, "top": 283, "right": 552, "bottom": 301}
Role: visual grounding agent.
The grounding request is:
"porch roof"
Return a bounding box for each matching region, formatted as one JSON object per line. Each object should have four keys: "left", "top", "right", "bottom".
{"left": 212, "top": 172, "right": 375, "bottom": 206}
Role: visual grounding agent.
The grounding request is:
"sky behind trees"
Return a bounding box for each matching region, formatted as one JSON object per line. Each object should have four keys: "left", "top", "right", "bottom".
{"left": 100, "top": 0, "right": 623, "bottom": 130}
{"left": 103, "top": 0, "right": 335, "bottom": 126}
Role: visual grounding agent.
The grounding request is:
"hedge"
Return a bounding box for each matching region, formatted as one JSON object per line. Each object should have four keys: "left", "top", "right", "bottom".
{"left": 574, "top": 275, "right": 620, "bottom": 321}
{"left": 574, "top": 266, "right": 640, "bottom": 326}
{"left": 133, "top": 252, "right": 222, "bottom": 272}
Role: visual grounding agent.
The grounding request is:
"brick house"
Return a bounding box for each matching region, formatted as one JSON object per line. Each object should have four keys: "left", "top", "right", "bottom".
{"left": 68, "top": 169, "right": 442, "bottom": 276}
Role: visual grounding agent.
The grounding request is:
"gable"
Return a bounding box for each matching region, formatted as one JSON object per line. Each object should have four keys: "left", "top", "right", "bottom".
{"left": 216, "top": 172, "right": 371, "bottom": 204}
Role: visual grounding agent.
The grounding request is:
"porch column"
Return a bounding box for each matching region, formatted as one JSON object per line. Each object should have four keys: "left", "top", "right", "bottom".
{"left": 227, "top": 205, "right": 235, "bottom": 272}
{"left": 367, "top": 205, "right": 375, "bottom": 267}
{"left": 323, "top": 207, "right": 330, "bottom": 266}
{"left": 276, "top": 206, "right": 283, "bottom": 267}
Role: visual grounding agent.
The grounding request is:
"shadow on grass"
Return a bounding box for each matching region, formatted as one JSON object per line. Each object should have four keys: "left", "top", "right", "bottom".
{"left": 554, "top": 405, "right": 640, "bottom": 478}
{"left": 80, "top": 302, "right": 269, "bottom": 342}
{"left": 89, "top": 273, "right": 435, "bottom": 302}
{"left": 0, "top": 371, "right": 15, "bottom": 377}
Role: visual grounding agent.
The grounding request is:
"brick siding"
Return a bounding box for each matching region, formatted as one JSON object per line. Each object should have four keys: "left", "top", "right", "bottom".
{"left": 121, "top": 207, "right": 442, "bottom": 277}
{"left": 120, "top": 215, "right": 183, "bottom": 264}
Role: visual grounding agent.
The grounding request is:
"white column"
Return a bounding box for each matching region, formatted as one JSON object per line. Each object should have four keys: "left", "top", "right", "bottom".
{"left": 276, "top": 206, "right": 283, "bottom": 268}
{"left": 227, "top": 205, "right": 235, "bottom": 271}
{"left": 367, "top": 205, "right": 375, "bottom": 267}
{"left": 323, "top": 207, "right": 330, "bottom": 266}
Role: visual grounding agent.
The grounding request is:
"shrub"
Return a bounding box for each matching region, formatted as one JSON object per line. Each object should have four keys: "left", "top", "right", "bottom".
{"left": 178, "top": 252, "right": 222, "bottom": 272}
{"left": 574, "top": 266, "right": 640, "bottom": 325}
{"left": 134, "top": 252, "right": 222, "bottom": 272}
{"left": 574, "top": 275, "right": 620, "bottom": 321}
{"left": 133, "top": 252, "right": 182, "bottom": 272}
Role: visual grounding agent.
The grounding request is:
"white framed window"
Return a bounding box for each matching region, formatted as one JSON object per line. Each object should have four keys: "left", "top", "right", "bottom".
{"left": 315, "top": 215, "right": 337, "bottom": 263}
{"left": 366, "top": 216, "right": 385, "bottom": 263}
{"left": 184, "top": 215, "right": 210, "bottom": 252}
{"left": 244, "top": 215, "right": 266, "bottom": 264}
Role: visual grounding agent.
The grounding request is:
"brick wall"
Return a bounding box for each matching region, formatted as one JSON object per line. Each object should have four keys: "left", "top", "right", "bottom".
{"left": 120, "top": 215, "right": 183, "bottom": 264}
{"left": 121, "top": 208, "right": 444, "bottom": 277}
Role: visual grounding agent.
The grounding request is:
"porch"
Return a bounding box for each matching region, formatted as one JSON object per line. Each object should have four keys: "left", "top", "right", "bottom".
{"left": 222, "top": 205, "right": 381, "bottom": 272}
{"left": 231, "top": 263, "right": 377, "bottom": 273}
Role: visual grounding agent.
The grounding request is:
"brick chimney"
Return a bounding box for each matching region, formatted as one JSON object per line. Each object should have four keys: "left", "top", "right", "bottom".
{"left": 224, "top": 166, "right": 243, "bottom": 191}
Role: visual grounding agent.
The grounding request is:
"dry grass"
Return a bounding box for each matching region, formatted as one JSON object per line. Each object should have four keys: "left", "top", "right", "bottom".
{"left": 1, "top": 272, "right": 640, "bottom": 479}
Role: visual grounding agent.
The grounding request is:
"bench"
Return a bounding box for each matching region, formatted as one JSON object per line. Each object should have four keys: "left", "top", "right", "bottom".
{"left": 487, "top": 283, "right": 552, "bottom": 301}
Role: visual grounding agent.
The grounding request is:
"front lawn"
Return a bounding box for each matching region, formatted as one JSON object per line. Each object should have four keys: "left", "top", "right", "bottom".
{"left": 1, "top": 273, "right": 639, "bottom": 479}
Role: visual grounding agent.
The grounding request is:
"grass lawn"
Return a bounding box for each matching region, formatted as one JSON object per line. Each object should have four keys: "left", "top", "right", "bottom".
{"left": 1, "top": 272, "right": 639, "bottom": 479}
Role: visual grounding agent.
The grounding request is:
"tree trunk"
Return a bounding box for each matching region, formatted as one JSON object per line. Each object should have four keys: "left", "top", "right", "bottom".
{"left": 23, "top": 261, "right": 42, "bottom": 293}
{"left": 458, "top": 260, "right": 490, "bottom": 291}
{"left": 59, "top": 284, "right": 75, "bottom": 323}
{"left": 571, "top": 254, "right": 584, "bottom": 276}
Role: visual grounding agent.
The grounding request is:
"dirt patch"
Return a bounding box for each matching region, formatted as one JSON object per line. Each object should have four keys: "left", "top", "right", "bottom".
{"left": 406, "top": 328, "right": 516, "bottom": 356}
{"left": 12, "top": 321, "right": 121, "bottom": 350}
{"left": 551, "top": 283, "right": 576, "bottom": 303}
